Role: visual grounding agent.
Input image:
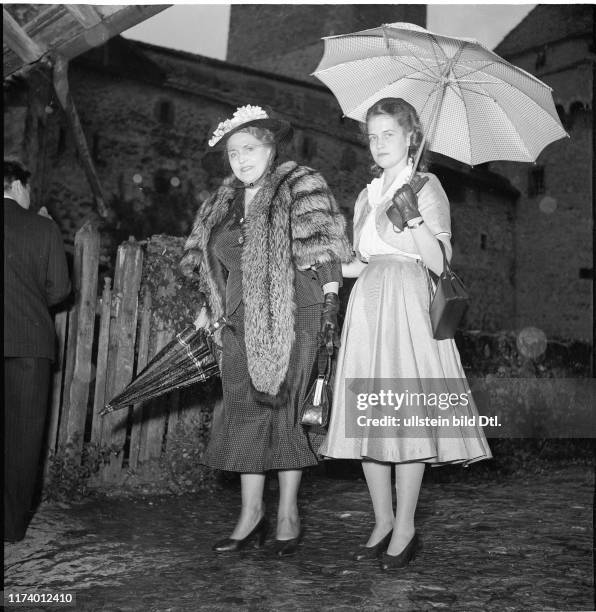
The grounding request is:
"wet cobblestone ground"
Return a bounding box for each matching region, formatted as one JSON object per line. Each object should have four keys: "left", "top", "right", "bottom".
{"left": 4, "top": 465, "right": 594, "bottom": 611}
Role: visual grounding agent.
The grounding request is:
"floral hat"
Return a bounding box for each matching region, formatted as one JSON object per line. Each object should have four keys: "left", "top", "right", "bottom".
{"left": 208, "top": 105, "right": 293, "bottom": 148}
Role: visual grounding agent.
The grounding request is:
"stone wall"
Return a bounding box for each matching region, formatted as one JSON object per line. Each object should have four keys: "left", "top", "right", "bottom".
{"left": 492, "top": 107, "right": 592, "bottom": 341}
{"left": 491, "top": 8, "right": 593, "bottom": 341}
{"left": 442, "top": 175, "right": 516, "bottom": 332}
{"left": 39, "top": 59, "right": 219, "bottom": 259}
{"left": 227, "top": 5, "right": 427, "bottom": 81}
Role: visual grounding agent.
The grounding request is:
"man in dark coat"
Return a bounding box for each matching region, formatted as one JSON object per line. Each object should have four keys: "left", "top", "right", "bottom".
{"left": 3, "top": 160, "right": 71, "bottom": 542}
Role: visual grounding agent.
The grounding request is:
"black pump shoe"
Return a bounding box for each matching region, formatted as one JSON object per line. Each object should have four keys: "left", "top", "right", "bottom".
{"left": 379, "top": 532, "right": 420, "bottom": 570}
{"left": 272, "top": 529, "right": 303, "bottom": 557}
{"left": 212, "top": 517, "right": 269, "bottom": 552}
{"left": 352, "top": 529, "right": 393, "bottom": 561}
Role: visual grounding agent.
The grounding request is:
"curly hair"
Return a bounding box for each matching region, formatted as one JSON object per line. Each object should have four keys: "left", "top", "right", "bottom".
{"left": 363, "top": 98, "right": 428, "bottom": 176}
{"left": 245, "top": 126, "right": 275, "bottom": 144}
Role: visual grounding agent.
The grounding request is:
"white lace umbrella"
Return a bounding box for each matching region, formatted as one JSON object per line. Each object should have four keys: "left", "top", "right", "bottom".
{"left": 313, "top": 22, "right": 568, "bottom": 168}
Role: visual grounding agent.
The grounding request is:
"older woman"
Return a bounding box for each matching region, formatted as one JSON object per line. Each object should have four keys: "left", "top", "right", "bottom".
{"left": 181, "top": 105, "right": 351, "bottom": 556}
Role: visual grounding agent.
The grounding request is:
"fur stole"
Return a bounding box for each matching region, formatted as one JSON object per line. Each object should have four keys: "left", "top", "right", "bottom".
{"left": 181, "top": 161, "right": 352, "bottom": 395}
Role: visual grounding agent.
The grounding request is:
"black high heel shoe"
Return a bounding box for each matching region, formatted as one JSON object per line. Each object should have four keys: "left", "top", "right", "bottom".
{"left": 272, "top": 529, "right": 303, "bottom": 557}
{"left": 379, "top": 532, "right": 420, "bottom": 570}
{"left": 352, "top": 529, "right": 393, "bottom": 561}
{"left": 212, "top": 516, "right": 269, "bottom": 552}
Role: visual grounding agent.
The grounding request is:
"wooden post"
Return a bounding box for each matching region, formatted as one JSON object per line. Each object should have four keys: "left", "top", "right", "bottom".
{"left": 128, "top": 288, "right": 151, "bottom": 470}
{"left": 63, "top": 5, "right": 102, "bottom": 28}
{"left": 52, "top": 54, "right": 109, "bottom": 218}
{"left": 100, "top": 238, "right": 144, "bottom": 482}
{"left": 43, "top": 309, "right": 68, "bottom": 483}
{"left": 59, "top": 306, "right": 77, "bottom": 447}
{"left": 90, "top": 277, "right": 112, "bottom": 444}
{"left": 57, "top": 221, "right": 99, "bottom": 460}
{"left": 2, "top": 8, "right": 46, "bottom": 64}
{"left": 165, "top": 390, "right": 181, "bottom": 454}
{"left": 136, "top": 327, "right": 173, "bottom": 467}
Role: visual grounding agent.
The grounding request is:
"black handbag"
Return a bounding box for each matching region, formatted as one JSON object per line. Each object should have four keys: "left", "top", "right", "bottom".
{"left": 425, "top": 241, "right": 470, "bottom": 340}
{"left": 300, "top": 340, "right": 334, "bottom": 433}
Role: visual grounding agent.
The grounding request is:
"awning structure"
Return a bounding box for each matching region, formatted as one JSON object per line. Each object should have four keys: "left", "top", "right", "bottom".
{"left": 3, "top": 4, "right": 170, "bottom": 218}
{"left": 3, "top": 4, "right": 169, "bottom": 79}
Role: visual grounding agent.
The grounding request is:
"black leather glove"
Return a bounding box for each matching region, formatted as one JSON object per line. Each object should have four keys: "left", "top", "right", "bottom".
{"left": 320, "top": 292, "right": 340, "bottom": 349}
{"left": 386, "top": 174, "right": 429, "bottom": 229}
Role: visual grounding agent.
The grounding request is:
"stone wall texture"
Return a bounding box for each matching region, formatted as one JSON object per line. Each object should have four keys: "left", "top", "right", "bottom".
{"left": 227, "top": 5, "right": 427, "bottom": 81}
{"left": 492, "top": 5, "right": 593, "bottom": 341}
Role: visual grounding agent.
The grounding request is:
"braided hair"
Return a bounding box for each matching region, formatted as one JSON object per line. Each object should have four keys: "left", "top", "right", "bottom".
{"left": 364, "top": 98, "right": 428, "bottom": 177}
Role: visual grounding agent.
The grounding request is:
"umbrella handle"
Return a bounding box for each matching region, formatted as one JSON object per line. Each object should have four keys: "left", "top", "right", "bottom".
{"left": 408, "top": 57, "right": 458, "bottom": 181}
{"left": 409, "top": 83, "right": 445, "bottom": 180}
{"left": 207, "top": 316, "right": 228, "bottom": 335}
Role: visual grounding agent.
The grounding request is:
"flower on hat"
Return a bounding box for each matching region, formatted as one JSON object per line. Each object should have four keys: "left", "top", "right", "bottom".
{"left": 208, "top": 105, "right": 269, "bottom": 147}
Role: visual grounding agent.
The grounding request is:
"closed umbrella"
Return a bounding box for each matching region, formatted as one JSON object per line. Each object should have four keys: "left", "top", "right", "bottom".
{"left": 313, "top": 22, "right": 567, "bottom": 169}
{"left": 100, "top": 322, "right": 223, "bottom": 416}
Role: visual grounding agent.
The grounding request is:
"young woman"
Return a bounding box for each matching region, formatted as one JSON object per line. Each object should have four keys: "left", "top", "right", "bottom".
{"left": 180, "top": 105, "right": 352, "bottom": 556}
{"left": 320, "top": 98, "right": 491, "bottom": 570}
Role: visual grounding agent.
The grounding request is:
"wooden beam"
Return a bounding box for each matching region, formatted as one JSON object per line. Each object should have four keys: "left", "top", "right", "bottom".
{"left": 52, "top": 54, "right": 109, "bottom": 219}
{"left": 4, "top": 5, "right": 170, "bottom": 77}
{"left": 58, "top": 5, "right": 171, "bottom": 61}
{"left": 63, "top": 5, "right": 102, "bottom": 28}
{"left": 2, "top": 8, "right": 46, "bottom": 63}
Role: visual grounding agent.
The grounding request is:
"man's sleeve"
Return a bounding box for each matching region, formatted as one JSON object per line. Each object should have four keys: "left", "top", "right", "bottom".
{"left": 46, "top": 222, "right": 71, "bottom": 306}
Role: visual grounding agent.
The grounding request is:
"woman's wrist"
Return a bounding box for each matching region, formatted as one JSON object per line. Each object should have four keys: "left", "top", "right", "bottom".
{"left": 341, "top": 259, "right": 366, "bottom": 278}
{"left": 407, "top": 216, "right": 424, "bottom": 228}
{"left": 322, "top": 281, "right": 339, "bottom": 295}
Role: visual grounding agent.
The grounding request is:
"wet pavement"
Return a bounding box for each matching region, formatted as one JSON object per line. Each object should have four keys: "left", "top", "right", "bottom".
{"left": 4, "top": 464, "right": 594, "bottom": 611}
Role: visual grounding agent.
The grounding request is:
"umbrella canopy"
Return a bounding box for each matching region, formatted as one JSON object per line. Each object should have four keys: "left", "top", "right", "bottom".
{"left": 100, "top": 325, "right": 220, "bottom": 415}
{"left": 313, "top": 22, "right": 568, "bottom": 166}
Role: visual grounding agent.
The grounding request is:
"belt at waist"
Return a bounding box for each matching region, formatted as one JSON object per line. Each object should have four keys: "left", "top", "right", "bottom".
{"left": 368, "top": 253, "right": 421, "bottom": 265}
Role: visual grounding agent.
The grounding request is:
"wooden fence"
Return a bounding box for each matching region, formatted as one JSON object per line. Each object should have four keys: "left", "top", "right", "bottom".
{"left": 45, "top": 221, "right": 212, "bottom": 485}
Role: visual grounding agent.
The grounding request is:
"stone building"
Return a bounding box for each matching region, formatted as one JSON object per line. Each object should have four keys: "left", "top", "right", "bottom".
{"left": 3, "top": 6, "right": 520, "bottom": 333}
{"left": 491, "top": 5, "right": 593, "bottom": 342}
{"left": 227, "top": 4, "right": 426, "bottom": 82}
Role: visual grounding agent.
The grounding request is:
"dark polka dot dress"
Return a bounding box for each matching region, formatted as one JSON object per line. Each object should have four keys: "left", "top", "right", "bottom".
{"left": 202, "top": 193, "right": 325, "bottom": 472}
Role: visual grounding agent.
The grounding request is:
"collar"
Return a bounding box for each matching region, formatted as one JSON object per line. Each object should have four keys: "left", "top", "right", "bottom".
{"left": 367, "top": 163, "right": 412, "bottom": 207}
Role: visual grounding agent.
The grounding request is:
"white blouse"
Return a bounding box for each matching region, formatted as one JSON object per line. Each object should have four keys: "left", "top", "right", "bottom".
{"left": 355, "top": 168, "right": 452, "bottom": 262}
{"left": 359, "top": 165, "right": 421, "bottom": 260}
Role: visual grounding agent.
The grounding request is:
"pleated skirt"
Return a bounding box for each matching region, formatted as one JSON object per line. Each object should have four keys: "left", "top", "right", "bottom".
{"left": 320, "top": 254, "right": 492, "bottom": 465}
{"left": 203, "top": 303, "right": 324, "bottom": 473}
